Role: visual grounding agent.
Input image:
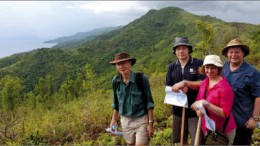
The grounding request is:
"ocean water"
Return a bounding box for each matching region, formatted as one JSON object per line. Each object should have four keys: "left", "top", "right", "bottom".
{"left": 0, "top": 39, "right": 56, "bottom": 59}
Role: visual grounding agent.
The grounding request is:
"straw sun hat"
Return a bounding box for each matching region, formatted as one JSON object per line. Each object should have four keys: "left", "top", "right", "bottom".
{"left": 222, "top": 38, "right": 250, "bottom": 57}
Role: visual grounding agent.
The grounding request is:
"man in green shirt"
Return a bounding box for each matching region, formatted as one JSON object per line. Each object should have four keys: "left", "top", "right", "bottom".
{"left": 110, "top": 52, "right": 154, "bottom": 145}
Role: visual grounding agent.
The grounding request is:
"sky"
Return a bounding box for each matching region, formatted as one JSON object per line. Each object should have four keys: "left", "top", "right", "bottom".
{"left": 1, "top": 1, "right": 260, "bottom": 58}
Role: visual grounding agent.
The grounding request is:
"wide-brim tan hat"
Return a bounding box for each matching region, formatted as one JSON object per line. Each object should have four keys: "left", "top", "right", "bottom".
{"left": 110, "top": 52, "right": 136, "bottom": 65}
{"left": 203, "top": 55, "right": 223, "bottom": 67}
{"left": 222, "top": 38, "right": 250, "bottom": 57}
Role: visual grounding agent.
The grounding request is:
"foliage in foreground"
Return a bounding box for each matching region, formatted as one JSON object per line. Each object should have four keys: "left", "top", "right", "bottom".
{"left": 0, "top": 73, "right": 259, "bottom": 145}
{"left": 0, "top": 7, "right": 260, "bottom": 145}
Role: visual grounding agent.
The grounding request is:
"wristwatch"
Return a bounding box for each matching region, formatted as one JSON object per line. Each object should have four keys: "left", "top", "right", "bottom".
{"left": 183, "top": 80, "right": 187, "bottom": 86}
{"left": 253, "top": 116, "right": 260, "bottom": 122}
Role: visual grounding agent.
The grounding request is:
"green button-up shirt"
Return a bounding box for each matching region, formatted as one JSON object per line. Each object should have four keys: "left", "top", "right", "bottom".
{"left": 112, "top": 71, "right": 154, "bottom": 118}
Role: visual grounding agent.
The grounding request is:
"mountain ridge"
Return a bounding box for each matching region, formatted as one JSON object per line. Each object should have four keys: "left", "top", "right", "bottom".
{"left": 0, "top": 6, "right": 259, "bottom": 92}
{"left": 44, "top": 26, "right": 123, "bottom": 49}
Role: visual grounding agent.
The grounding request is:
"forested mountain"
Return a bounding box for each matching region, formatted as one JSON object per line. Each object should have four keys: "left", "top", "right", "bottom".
{"left": 1, "top": 7, "right": 259, "bottom": 93}
{"left": 0, "top": 7, "right": 260, "bottom": 144}
{"left": 44, "top": 26, "right": 123, "bottom": 49}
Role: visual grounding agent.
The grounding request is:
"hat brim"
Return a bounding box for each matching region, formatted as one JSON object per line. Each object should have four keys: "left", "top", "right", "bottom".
{"left": 222, "top": 45, "right": 250, "bottom": 57}
{"left": 172, "top": 44, "right": 193, "bottom": 54}
{"left": 110, "top": 58, "right": 136, "bottom": 66}
{"left": 203, "top": 61, "right": 223, "bottom": 67}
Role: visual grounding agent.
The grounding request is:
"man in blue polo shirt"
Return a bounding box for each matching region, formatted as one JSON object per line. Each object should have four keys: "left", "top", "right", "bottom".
{"left": 222, "top": 38, "right": 260, "bottom": 145}
{"left": 166, "top": 37, "right": 205, "bottom": 145}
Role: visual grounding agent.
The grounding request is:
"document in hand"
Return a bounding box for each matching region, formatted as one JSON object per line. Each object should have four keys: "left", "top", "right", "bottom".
{"left": 195, "top": 102, "right": 216, "bottom": 131}
{"left": 105, "top": 127, "right": 123, "bottom": 137}
{"left": 164, "top": 86, "right": 188, "bottom": 108}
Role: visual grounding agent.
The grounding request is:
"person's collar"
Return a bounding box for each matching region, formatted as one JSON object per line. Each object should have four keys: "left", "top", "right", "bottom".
{"left": 236, "top": 61, "right": 246, "bottom": 71}
{"left": 205, "top": 76, "right": 225, "bottom": 88}
{"left": 129, "top": 71, "right": 136, "bottom": 83}
{"left": 229, "top": 60, "right": 245, "bottom": 72}
{"left": 176, "top": 55, "right": 193, "bottom": 65}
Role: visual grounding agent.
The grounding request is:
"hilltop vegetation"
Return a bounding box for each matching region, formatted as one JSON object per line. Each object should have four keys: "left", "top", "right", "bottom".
{"left": 0, "top": 7, "right": 259, "bottom": 145}
{"left": 44, "top": 26, "right": 123, "bottom": 49}
{"left": 1, "top": 7, "right": 260, "bottom": 93}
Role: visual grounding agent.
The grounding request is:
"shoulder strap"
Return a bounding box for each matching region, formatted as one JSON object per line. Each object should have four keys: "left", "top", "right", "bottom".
{"left": 135, "top": 72, "right": 147, "bottom": 107}
{"left": 135, "top": 72, "right": 144, "bottom": 88}
{"left": 222, "top": 115, "right": 230, "bottom": 133}
{"left": 204, "top": 87, "right": 230, "bottom": 133}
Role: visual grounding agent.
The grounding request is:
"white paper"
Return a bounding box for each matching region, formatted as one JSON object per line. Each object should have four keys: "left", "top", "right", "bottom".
{"left": 105, "top": 127, "right": 123, "bottom": 136}
{"left": 164, "top": 86, "right": 188, "bottom": 108}
{"left": 195, "top": 102, "right": 216, "bottom": 131}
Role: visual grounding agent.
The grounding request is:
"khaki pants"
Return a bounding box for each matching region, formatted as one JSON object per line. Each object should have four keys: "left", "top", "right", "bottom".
{"left": 120, "top": 115, "right": 149, "bottom": 144}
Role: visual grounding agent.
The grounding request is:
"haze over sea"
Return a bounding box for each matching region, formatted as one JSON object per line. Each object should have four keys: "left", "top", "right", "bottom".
{"left": 1, "top": 1, "right": 260, "bottom": 60}
{"left": 0, "top": 38, "right": 55, "bottom": 59}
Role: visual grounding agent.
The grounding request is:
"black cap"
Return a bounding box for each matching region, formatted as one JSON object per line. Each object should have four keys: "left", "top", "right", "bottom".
{"left": 172, "top": 37, "right": 193, "bottom": 54}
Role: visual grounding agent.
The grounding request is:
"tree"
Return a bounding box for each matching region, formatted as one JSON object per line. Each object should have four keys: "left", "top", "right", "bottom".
{"left": 195, "top": 20, "right": 215, "bottom": 56}
{"left": 0, "top": 75, "right": 23, "bottom": 112}
{"left": 59, "top": 77, "right": 71, "bottom": 103}
{"left": 81, "top": 64, "right": 97, "bottom": 95}
{"left": 246, "top": 30, "right": 260, "bottom": 69}
{"left": 33, "top": 75, "right": 55, "bottom": 109}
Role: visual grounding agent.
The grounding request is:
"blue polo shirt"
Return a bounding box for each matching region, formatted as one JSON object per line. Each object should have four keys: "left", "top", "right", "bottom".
{"left": 223, "top": 61, "right": 260, "bottom": 127}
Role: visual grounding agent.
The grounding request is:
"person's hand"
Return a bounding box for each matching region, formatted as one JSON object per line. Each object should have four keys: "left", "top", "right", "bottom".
{"left": 110, "top": 119, "right": 118, "bottom": 131}
{"left": 245, "top": 117, "right": 257, "bottom": 129}
{"left": 195, "top": 110, "right": 203, "bottom": 117}
{"left": 147, "top": 123, "right": 154, "bottom": 139}
{"left": 172, "top": 81, "right": 186, "bottom": 92}
{"left": 191, "top": 100, "right": 202, "bottom": 110}
{"left": 191, "top": 102, "right": 197, "bottom": 111}
{"left": 191, "top": 100, "right": 204, "bottom": 117}
{"left": 182, "top": 86, "right": 188, "bottom": 93}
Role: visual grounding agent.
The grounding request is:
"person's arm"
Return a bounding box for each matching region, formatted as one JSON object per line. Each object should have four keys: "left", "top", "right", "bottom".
{"left": 111, "top": 77, "right": 119, "bottom": 128}
{"left": 246, "top": 97, "right": 260, "bottom": 129}
{"left": 202, "top": 100, "right": 225, "bottom": 118}
{"left": 172, "top": 80, "right": 202, "bottom": 92}
{"left": 246, "top": 70, "right": 260, "bottom": 129}
{"left": 110, "top": 110, "right": 118, "bottom": 128}
{"left": 166, "top": 64, "right": 174, "bottom": 86}
{"left": 192, "top": 99, "right": 225, "bottom": 118}
{"left": 251, "top": 71, "right": 260, "bottom": 119}
{"left": 186, "top": 80, "right": 202, "bottom": 90}
{"left": 253, "top": 97, "right": 260, "bottom": 119}
{"left": 142, "top": 75, "right": 154, "bottom": 138}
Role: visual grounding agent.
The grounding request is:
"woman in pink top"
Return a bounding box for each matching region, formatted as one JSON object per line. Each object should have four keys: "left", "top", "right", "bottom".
{"left": 191, "top": 55, "right": 236, "bottom": 145}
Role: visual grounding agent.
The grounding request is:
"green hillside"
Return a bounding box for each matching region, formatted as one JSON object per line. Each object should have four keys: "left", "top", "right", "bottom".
{"left": 0, "top": 6, "right": 259, "bottom": 145}
{"left": 44, "top": 26, "right": 123, "bottom": 49}
{"left": 1, "top": 7, "right": 259, "bottom": 92}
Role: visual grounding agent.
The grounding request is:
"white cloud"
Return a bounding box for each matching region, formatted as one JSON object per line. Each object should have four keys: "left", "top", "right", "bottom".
{"left": 172, "top": 1, "right": 260, "bottom": 24}
{"left": 1, "top": 1, "right": 260, "bottom": 58}
{"left": 78, "top": 1, "right": 148, "bottom": 15}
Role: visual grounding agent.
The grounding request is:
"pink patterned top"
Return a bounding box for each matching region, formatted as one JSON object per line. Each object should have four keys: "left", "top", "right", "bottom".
{"left": 196, "top": 77, "right": 236, "bottom": 135}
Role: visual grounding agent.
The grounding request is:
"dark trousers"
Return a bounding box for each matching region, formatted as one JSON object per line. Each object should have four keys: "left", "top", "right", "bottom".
{"left": 172, "top": 116, "right": 204, "bottom": 145}
{"left": 233, "top": 127, "right": 253, "bottom": 145}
